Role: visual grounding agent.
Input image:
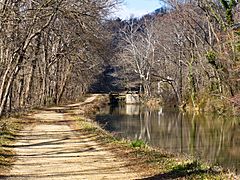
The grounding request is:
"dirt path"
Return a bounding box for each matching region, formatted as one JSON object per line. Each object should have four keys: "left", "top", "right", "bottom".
{"left": 2, "top": 96, "right": 142, "bottom": 180}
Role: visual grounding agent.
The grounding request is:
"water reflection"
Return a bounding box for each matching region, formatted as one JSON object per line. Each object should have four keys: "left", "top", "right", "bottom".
{"left": 96, "top": 104, "right": 240, "bottom": 173}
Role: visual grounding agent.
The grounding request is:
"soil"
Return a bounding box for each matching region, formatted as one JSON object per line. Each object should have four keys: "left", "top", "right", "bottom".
{"left": 1, "top": 95, "right": 143, "bottom": 180}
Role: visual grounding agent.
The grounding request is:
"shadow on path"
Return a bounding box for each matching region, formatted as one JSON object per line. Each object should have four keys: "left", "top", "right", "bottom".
{"left": 1, "top": 95, "right": 141, "bottom": 180}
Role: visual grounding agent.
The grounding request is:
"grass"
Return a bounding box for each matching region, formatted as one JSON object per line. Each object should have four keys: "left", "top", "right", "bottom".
{"left": 130, "top": 139, "right": 146, "bottom": 148}
{"left": 75, "top": 116, "right": 237, "bottom": 179}
{"left": 0, "top": 118, "right": 22, "bottom": 175}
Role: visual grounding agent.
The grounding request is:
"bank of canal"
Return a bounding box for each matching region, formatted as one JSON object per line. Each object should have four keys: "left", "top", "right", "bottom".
{"left": 96, "top": 104, "right": 240, "bottom": 174}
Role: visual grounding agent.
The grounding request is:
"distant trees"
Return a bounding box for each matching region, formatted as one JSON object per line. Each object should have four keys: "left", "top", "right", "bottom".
{"left": 0, "top": 0, "right": 119, "bottom": 116}
{"left": 109, "top": 0, "right": 240, "bottom": 110}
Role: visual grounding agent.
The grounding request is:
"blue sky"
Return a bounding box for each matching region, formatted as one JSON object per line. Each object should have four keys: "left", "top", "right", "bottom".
{"left": 113, "top": 0, "right": 161, "bottom": 19}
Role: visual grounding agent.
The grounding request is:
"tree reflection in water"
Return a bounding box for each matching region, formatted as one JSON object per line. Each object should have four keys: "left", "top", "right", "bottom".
{"left": 96, "top": 105, "right": 240, "bottom": 173}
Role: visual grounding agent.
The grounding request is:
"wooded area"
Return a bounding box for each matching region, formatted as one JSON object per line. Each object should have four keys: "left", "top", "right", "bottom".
{"left": 0, "top": 0, "right": 240, "bottom": 116}
{"left": 0, "top": 0, "right": 119, "bottom": 116}
{"left": 107, "top": 0, "right": 240, "bottom": 112}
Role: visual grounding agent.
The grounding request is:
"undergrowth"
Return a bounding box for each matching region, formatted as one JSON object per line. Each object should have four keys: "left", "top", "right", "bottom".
{"left": 130, "top": 139, "right": 146, "bottom": 148}
{"left": 0, "top": 118, "right": 21, "bottom": 174}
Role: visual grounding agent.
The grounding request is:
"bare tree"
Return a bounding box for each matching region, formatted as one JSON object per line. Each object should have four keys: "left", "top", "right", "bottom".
{"left": 118, "top": 18, "right": 157, "bottom": 97}
{"left": 0, "top": 0, "right": 120, "bottom": 116}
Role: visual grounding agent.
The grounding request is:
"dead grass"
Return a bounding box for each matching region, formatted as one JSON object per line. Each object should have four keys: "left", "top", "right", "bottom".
{"left": 0, "top": 117, "right": 22, "bottom": 175}
{"left": 83, "top": 95, "right": 109, "bottom": 116}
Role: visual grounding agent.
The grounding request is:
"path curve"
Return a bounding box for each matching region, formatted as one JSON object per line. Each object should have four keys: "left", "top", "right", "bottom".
{"left": 3, "top": 96, "right": 141, "bottom": 180}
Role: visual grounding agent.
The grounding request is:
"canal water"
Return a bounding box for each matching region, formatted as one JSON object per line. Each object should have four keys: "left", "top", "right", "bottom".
{"left": 96, "top": 104, "right": 240, "bottom": 173}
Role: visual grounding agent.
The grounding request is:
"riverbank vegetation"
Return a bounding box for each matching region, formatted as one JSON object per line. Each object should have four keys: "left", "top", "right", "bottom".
{"left": 103, "top": 0, "right": 240, "bottom": 114}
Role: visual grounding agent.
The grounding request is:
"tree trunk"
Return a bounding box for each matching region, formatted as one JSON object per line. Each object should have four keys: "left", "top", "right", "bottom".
{"left": 0, "top": 67, "right": 18, "bottom": 116}
{"left": 57, "top": 65, "right": 72, "bottom": 104}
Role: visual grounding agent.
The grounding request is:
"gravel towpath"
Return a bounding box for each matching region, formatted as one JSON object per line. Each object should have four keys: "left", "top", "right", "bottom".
{"left": 2, "top": 96, "right": 141, "bottom": 180}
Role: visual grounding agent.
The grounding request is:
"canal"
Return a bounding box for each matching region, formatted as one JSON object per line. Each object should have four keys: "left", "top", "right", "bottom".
{"left": 96, "top": 104, "right": 240, "bottom": 173}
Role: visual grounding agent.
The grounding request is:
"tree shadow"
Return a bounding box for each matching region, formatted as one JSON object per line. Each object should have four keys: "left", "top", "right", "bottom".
{"left": 140, "top": 161, "right": 219, "bottom": 180}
